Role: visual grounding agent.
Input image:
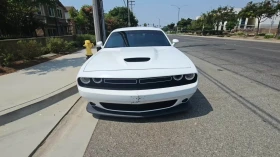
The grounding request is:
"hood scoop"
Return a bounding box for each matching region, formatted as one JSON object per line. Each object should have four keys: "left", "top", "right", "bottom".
{"left": 124, "top": 57, "right": 150, "bottom": 62}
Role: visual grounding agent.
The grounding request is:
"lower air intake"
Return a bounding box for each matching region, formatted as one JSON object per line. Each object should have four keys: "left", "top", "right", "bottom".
{"left": 100, "top": 100, "right": 177, "bottom": 112}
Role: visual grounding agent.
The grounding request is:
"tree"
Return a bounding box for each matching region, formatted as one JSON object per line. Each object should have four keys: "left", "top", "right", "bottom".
{"left": 162, "top": 26, "right": 168, "bottom": 32}
{"left": 219, "top": 6, "right": 236, "bottom": 31}
{"left": 107, "top": 7, "right": 138, "bottom": 27}
{"left": 210, "top": 6, "right": 237, "bottom": 31}
{"left": 226, "top": 20, "right": 239, "bottom": 31}
{"left": 177, "top": 18, "right": 192, "bottom": 30}
{"left": 1, "top": 0, "right": 56, "bottom": 37}
{"left": 81, "top": 5, "right": 95, "bottom": 34}
{"left": 105, "top": 14, "right": 122, "bottom": 35}
{"left": 200, "top": 12, "right": 215, "bottom": 31}
{"left": 271, "top": 0, "right": 280, "bottom": 36}
{"left": 143, "top": 23, "right": 147, "bottom": 27}
{"left": 167, "top": 23, "right": 175, "bottom": 30}
{"left": 189, "top": 19, "right": 203, "bottom": 31}
{"left": 69, "top": 7, "right": 87, "bottom": 34}
{"left": 238, "top": 1, "right": 277, "bottom": 34}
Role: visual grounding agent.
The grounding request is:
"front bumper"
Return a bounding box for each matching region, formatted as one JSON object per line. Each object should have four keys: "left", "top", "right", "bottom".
{"left": 78, "top": 82, "right": 197, "bottom": 117}
{"left": 86, "top": 101, "right": 191, "bottom": 118}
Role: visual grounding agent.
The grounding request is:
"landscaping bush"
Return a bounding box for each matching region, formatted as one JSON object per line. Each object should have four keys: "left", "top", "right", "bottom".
{"left": 264, "top": 34, "right": 274, "bottom": 39}
{"left": 65, "top": 41, "right": 76, "bottom": 51}
{"left": 0, "top": 45, "right": 16, "bottom": 66}
{"left": 278, "top": 36, "right": 280, "bottom": 40}
{"left": 41, "top": 47, "right": 50, "bottom": 54}
{"left": 17, "top": 40, "right": 44, "bottom": 60}
{"left": 258, "top": 33, "right": 266, "bottom": 36}
{"left": 75, "top": 34, "right": 96, "bottom": 47}
{"left": 46, "top": 38, "right": 75, "bottom": 53}
{"left": 236, "top": 31, "right": 245, "bottom": 36}
{"left": 46, "top": 38, "right": 66, "bottom": 53}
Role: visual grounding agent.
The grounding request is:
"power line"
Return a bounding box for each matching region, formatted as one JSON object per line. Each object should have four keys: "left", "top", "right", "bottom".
{"left": 129, "top": 0, "right": 135, "bottom": 13}
{"left": 122, "top": 0, "right": 126, "bottom": 7}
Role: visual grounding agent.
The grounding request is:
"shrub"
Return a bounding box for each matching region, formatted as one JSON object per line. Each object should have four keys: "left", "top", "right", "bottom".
{"left": 278, "top": 36, "right": 280, "bottom": 40}
{"left": 46, "top": 37, "right": 76, "bottom": 53}
{"left": 46, "top": 38, "right": 66, "bottom": 53}
{"left": 41, "top": 47, "right": 50, "bottom": 54}
{"left": 258, "top": 33, "right": 266, "bottom": 36}
{"left": 236, "top": 31, "right": 245, "bottom": 36}
{"left": 0, "top": 47, "right": 16, "bottom": 66}
{"left": 65, "top": 41, "right": 75, "bottom": 51}
{"left": 17, "top": 40, "right": 44, "bottom": 60}
{"left": 195, "top": 31, "right": 202, "bottom": 35}
{"left": 75, "top": 34, "right": 96, "bottom": 47}
{"left": 264, "top": 34, "right": 274, "bottom": 39}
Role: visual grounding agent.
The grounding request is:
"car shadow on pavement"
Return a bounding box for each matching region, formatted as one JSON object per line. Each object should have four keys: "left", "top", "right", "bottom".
{"left": 22, "top": 56, "right": 86, "bottom": 75}
{"left": 98, "top": 89, "right": 213, "bottom": 123}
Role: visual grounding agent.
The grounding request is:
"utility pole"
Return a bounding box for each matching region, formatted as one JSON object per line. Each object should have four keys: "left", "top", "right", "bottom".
{"left": 129, "top": 0, "right": 135, "bottom": 12}
{"left": 127, "top": 0, "right": 130, "bottom": 26}
{"left": 92, "top": 0, "right": 101, "bottom": 50}
{"left": 158, "top": 18, "right": 161, "bottom": 28}
{"left": 99, "top": 0, "right": 106, "bottom": 42}
{"left": 171, "top": 5, "right": 187, "bottom": 33}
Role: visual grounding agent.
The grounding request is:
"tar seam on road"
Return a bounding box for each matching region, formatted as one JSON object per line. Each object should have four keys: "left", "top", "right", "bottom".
{"left": 183, "top": 51, "right": 280, "bottom": 92}
{"left": 28, "top": 96, "right": 81, "bottom": 157}
{"left": 0, "top": 81, "right": 76, "bottom": 113}
{"left": 198, "top": 67, "right": 280, "bottom": 132}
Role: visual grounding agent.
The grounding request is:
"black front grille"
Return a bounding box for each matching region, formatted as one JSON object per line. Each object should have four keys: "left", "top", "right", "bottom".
{"left": 100, "top": 100, "right": 177, "bottom": 111}
{"left": 78, "top": 74, "right": 197, "bottom": 90}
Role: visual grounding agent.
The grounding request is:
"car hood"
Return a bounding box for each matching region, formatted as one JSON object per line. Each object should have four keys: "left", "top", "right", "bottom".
{"left": 84, "top": 47, "right": 192, "bottom": 72}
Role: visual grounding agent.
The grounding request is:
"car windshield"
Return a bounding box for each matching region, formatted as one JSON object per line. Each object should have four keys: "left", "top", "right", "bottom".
{"left": 104, "top": 30, "right": 171, "bottom": 48}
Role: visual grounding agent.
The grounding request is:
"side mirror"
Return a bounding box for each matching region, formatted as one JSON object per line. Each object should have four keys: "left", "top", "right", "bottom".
{"left": 172, "top": 39, "right": 179, "bottom": 46}
{"left": 96, "top": 41, "right": 103, "bottom": 48}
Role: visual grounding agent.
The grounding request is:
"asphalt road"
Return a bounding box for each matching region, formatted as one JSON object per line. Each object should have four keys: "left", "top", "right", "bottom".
{"left": 84, "top": 36, "right": 280, "bottom": 157}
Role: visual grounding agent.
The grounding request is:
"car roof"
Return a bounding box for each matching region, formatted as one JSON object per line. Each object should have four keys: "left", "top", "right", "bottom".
{"left": 112, "top": 27, "right": 162, "bottom": 32}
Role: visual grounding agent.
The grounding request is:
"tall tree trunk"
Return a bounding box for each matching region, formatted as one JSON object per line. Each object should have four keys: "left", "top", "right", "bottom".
{"left": 257, "top": 20, "right": 260, "bottom": 35}
{"left": 277, "top": 21, "right": 280, "bottom": 37}
{"left": 221, "top": 21, "right": 224, "bottom": 31}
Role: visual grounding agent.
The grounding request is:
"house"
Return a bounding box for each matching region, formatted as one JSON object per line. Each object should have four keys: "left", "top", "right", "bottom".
{"left": 34, "top": 0, "right": 70, "bottom": 36}
{"left": 64, "top": 6, "right": 80, "bottom": 35}
{"left": 219, "top": 8, "right": 280, "bottom": 34}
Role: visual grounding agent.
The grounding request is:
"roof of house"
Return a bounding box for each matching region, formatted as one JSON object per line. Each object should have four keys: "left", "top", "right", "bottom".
{"left": 57, "top": 1, "right": 67, "bottom": 11}
{"left": 65, "top": 6, "right": 76, "bottom": 12}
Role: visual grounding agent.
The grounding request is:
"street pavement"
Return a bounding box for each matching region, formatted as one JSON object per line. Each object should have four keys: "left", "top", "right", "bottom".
{"left": 84, "top": 35, "right": 280, "bottom": 157}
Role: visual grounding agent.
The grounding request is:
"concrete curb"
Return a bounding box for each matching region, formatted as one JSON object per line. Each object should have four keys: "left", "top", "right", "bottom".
{"left": 0, "top": 83, "right": 78, "bottom": 126}
{"left": 174, "top": 34, "right": 280, "bottom": 44}
{"left": 28, "top": 96, "right": 82, "bottom": 157}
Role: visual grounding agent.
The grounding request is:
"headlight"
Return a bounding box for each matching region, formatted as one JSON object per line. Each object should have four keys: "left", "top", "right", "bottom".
{"left": 185, "top": 73, "right": 195, "bottom": 80}
{"left": 173, "top": 75, "right": 183, "bottom": 81}
{"left": 92, "top": 78, "right": 102, "bottom": 83}
{"left": 80, "top": 77, "right": 90, "bottom": 84}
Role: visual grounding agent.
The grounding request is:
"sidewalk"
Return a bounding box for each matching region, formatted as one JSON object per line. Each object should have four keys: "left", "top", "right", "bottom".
{"left": 0, "top": 49, "right": 95, "bottom": 115}
{"left": 178, "top": 34, "right": 280, "bottom": 43}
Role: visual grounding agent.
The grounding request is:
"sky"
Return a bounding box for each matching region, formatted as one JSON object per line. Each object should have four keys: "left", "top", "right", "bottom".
{"left": 60, "top": 0, "right": 262, "bottom": 26}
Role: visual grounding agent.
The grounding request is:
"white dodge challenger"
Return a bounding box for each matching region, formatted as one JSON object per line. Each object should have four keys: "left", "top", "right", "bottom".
{"left": 77, "top": 27, "right": 198, "bottom": 117}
